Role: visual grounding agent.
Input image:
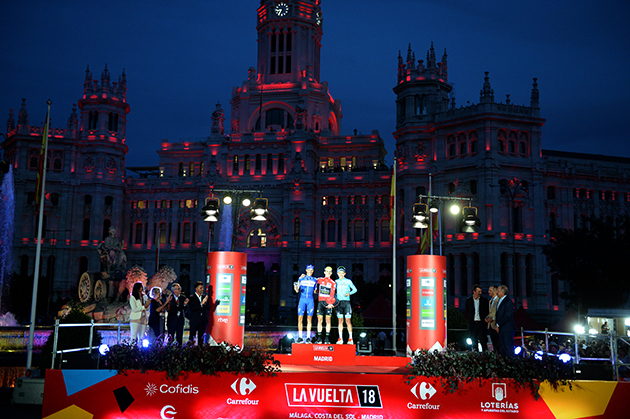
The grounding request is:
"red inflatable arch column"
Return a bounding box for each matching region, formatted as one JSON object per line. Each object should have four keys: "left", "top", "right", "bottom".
{"left": 406, "top": 255, "right": 447, "bottom": 355}
{"left": 206, "top": 251, "right": 247, "bottom": 348}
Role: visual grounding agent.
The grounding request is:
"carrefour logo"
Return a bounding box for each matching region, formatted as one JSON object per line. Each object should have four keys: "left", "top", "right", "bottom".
{"left": 408, "top": 382, "right": 440, "bottom": 410}
{"left": 231, "top": 377, "right": 257, "bottom": 396}
{"left": 411, "top": 382, "right": 436, "bottom": 400}
{"left": 227, "top": 378, "right": 260, "bottom": 406}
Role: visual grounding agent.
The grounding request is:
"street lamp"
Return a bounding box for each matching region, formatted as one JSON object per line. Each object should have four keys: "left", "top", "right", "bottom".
{"left": 461, "top": 207, "right": 481, "bottom": 233}
{"left": 414, "top": 194, "right": 479, "bottom": 255}
{"left": 200, "top": 198, "right": 220, "bottom": 223}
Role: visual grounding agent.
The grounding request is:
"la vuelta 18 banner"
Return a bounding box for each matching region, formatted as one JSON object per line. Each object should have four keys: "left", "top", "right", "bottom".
{"left": 43, "top": 369, "right": 629, "bottom": 418}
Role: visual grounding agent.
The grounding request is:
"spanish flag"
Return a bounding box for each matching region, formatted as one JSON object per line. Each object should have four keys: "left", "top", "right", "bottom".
{"left": 35, "top": 101, "right": 51, "bottom": 205}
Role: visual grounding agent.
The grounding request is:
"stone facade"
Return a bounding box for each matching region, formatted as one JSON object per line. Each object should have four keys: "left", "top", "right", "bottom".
{"left": 3, "top": 0, "right": 630, "bottom": 324}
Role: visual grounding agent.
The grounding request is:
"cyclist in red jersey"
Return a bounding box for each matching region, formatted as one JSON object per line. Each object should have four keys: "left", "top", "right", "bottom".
{"left": 314, "top": 266, "right": 337, "bottom": 344}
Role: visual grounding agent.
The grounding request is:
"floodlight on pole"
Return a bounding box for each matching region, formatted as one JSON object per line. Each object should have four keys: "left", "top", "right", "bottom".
{"left": 251, "top": 198, "right": 268, "bottom": 221}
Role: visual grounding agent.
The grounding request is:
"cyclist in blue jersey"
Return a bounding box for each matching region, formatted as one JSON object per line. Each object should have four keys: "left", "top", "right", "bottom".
{"left": 335, "top": 266, "right": 357, "bottom": 344}
{"left": 294, "top": 264, "right": 316, "bottom": 343}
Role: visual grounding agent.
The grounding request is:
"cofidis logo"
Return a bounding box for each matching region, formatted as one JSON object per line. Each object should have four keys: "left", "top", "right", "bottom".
{"left": 145, "top": 383, "right": 199, "bottom": 396}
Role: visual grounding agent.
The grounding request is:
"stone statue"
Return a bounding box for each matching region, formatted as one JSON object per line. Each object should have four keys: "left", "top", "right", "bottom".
{"left": 97, "top": 227, "right": 128, "bottom": 272}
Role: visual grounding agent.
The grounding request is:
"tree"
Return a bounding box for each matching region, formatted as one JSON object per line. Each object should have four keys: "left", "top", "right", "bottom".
{"left": 543, "top": 216, "right": 630, "bottom": 311}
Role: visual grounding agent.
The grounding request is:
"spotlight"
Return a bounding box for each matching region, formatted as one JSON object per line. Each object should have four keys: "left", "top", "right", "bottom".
{"left": 574, "top": 325, "right": 585, "bottom": 335}
{"left": 200, "top": 198, "right": 220, "bottom": 222}
{"left": 242, "top": 198, "right": 251, "bottom": 207}
{"left": 559, "top": 353, "right": 572, "bottom": 363}
{"left": 449, "top": 203, "right": 460, "bottom": 215}
{"left": 142, "top": 339, "right": 150, "bottom": 348}
{"left": 514, "top": 346, "right": 523, "bottom": 356}
{"left": 428, "top": 200, "right": 440, "bottom": 213}
{"left": 223, "top": 196, "right": 233, "bottom": 205}
{"left": 251, "top": 198, "right": 268, "bottom": 221}
{"left": 461, "top": 206, "right": 481, "bottom": 233}
{"left": 534, "top": 350, "right": 543, "bottom": 361}
{"left": 466, "top": 338, "right": 473, "bottom": 346}
{"left": 279, "top": 333, "right": 295, "bottom": 353}
{"left": 588, "top": 328, "right": 598, "bottom": 335}
{"left": 357, "top": 332, "right": 372, "bottom": 355}
{"left": 412, "top": 203, "right": 429, "bottom": 229}
{"left": 98, "top": 344, "right": 110, "bottom": 356}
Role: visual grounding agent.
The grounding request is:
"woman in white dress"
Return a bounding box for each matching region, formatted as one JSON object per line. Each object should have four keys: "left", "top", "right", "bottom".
{"left": 129, "top": 282, "right": 150, "bottom": 345}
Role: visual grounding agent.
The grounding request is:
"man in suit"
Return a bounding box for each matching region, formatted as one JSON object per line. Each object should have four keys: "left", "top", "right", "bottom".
{"left": 494, "top": 284, "right": 515, "bottom": 357}
{"left": 486, "top": 285, "right": 500, "bottom": 353}
{"left": 166, "top": 282, "right": 189, "bottom": 345}
{"left": 464, "top": 284, "right": 489, "bottom": 352}
{"left": 187, "top": 281, "right": 210, "bottom": 345}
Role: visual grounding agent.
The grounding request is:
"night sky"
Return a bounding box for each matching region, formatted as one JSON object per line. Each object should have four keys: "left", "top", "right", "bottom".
{"left": 1, "top": 0, "right": 629, "bottom": 167}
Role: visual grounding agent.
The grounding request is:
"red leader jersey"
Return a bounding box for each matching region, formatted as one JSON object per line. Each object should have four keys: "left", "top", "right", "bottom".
{"left": 317, "top": 276, "right": 337, "bottom": 305}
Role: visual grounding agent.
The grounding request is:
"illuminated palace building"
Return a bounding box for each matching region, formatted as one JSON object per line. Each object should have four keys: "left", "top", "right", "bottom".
{"left": 3, "top": 0, "right": 630, "bottom": 323}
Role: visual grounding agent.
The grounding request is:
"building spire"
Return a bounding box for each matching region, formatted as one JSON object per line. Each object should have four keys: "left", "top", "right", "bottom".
{"left": 480, "top": 71, "right": 494, "bottom": 103}
{"left": 18, "top": 98, "right": 28, "bottom": 126}
{"left": 530, "top": 77, "right": 540, "bottom": 108}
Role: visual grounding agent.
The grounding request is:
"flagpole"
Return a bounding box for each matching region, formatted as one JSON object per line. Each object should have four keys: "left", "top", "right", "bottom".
{"left": 391, "top": 158, "right": 396, "bottom": 354}
{"left": 429, "top": 173, "right": 433, "bottom": 255}
{"left": 27, "top": 99, "right": 51, "bottom": 370}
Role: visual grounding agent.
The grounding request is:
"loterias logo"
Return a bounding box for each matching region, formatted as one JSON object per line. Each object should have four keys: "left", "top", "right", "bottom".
{"left": 228, "top": 378, "right": 260, "bottom": 405}
{"left": 145, "top": 383, "right": 199, "bottom": 396}
{"left": 285, "top": 383, "right": 382, "bottom": 408}
{"left": 479, "top": 383, "right": 519, "bottom": 414}
{"left": 408, "top": 381, "right": 440, "bottom": 411}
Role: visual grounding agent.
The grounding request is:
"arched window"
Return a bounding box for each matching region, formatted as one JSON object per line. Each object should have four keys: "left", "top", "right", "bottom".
{"left": 278, "top": 153, "right": 284, "bottom": 173}
{"left": 354, "top": 220, "right": 363, "bottom": 242}
{"left": 293, "top": 218, "right": 300, "bottom": 240}
{"left": 497, "top": 130, "right": 507, "bottom": 154}
{"left": 183, "top": 222, "right": 191, "bottom": 243}
{"left": 267, "top": 154, "right": 273, "bottom": 172}
{"left": 102, "top": 219, "right": 112, "bottom": 240}
{"left": 327, "top": 220, "right": 336, "bottom": 242}
{"left": 255, "top": 154, "right": 262, "bottom": 172}
{"left": 82, "top": 218, "right": 90, "bottom": 240}
{"left": 233, "top": 155, "right": 239, "bottom": 172}
{"left": 135, "top": 223, "right": 143, "bottom": 244}
{"left": 381, "top": 219, "right": 390, "bottom": 242}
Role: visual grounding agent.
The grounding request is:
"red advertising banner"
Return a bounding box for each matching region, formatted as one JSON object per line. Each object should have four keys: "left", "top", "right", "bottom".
{"left": 42, "top": 369, "right": 630, "bottom": 418}
{"left": 207, "top": 251, "right": 247, "bottom": 347}
{"left": 406, "top": 255, "right": 447, "bottom": 354}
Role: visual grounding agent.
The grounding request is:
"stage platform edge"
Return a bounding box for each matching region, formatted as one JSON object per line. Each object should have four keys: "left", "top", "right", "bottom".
{"left": 275, "top": 344, "right": 411, "bottom": 368}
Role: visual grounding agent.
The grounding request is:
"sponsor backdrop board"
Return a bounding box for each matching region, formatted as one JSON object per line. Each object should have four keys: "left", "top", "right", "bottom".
{"left": 43, "top": 369, "right": 630, "bottom": 418}
{"left": 207, "top": 251, "right": 247, "bottom": 348}
{"left": 406, "top": 255, "right": 447, "bottom": 353}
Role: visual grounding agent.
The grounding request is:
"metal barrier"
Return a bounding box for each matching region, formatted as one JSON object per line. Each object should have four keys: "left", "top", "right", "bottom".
{"left": 50, "top": 319, "right": 129, "bottom": 369}
{"left": 517, "top": 327, "right": 630, "bottom": 381}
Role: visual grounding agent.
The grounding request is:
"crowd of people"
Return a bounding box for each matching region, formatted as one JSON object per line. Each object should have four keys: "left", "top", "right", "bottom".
{"left": 127, "top": 280, "right": 214, "bottom": 346}
{"left": 463, "top": 283, "right": 630, "bottom": 379}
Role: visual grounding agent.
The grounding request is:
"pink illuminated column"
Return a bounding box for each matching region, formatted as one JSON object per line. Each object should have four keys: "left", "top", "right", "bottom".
{"left": 406, "top": 255, "right": 447, "bottom": 354}
{"left": 206, "top": 251, "right": 247, "bottom": 347}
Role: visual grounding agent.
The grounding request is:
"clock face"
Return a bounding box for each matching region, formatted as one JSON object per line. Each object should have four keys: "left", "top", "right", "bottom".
{"left": 275, "top": 2, "right": 289, "bottom": 17}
